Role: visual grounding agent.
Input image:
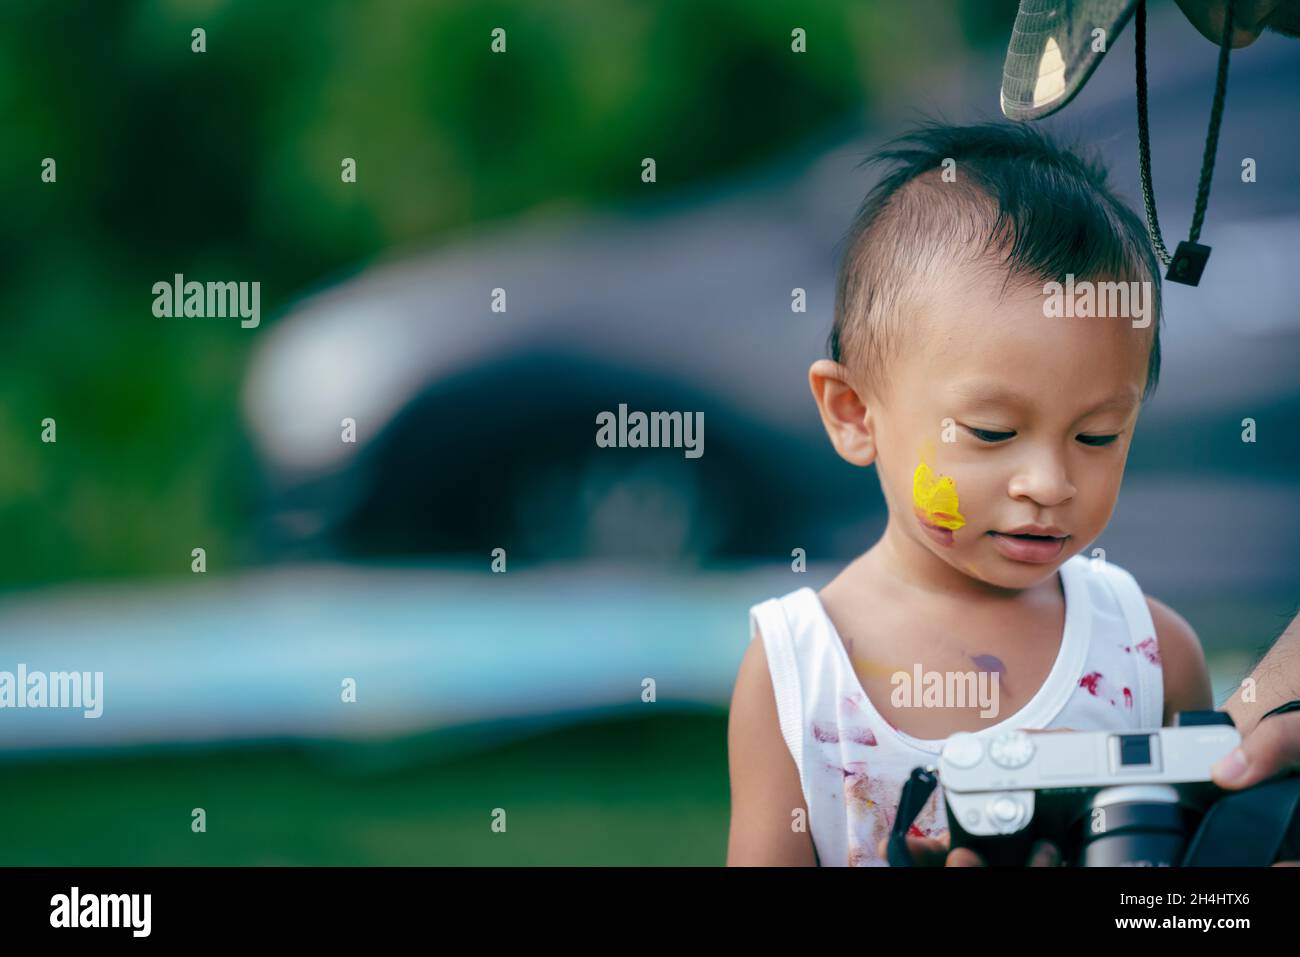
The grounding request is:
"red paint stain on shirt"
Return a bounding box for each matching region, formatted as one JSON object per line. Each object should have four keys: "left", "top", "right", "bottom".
{"left": 843, "top": 725, "right": 879, "bottom": 746}
{"left": 1123, "top": 687, "right": 1133, "bottom": 709}
{"left": 817, "top": 720, "right": 878, "bottom": 746}
{"left": 1079, "top": 671, "right": 1104, "bottom": 695}
{"left": 813, "top": 722, "right": 839, "bottom": 743}
{"left": 1135, "top": 636, "right": 1162, "bottom": 666}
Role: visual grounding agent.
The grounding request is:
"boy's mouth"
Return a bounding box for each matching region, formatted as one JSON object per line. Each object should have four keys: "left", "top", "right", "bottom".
{"left": 987, "top": 527, "right": 1069, "bottom": 563}
{"left": 993, "top": 523, "right": 1067, "bottom": 539}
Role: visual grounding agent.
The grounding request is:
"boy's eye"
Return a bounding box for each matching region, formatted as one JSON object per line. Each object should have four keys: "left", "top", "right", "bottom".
{"left": 965, "top": 427, "right": 1120, "bottom": 447}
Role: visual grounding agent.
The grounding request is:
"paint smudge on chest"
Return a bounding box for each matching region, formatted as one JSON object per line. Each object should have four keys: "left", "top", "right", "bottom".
{"left": 970, "top": 653, "right": 1009, "bottom": 696}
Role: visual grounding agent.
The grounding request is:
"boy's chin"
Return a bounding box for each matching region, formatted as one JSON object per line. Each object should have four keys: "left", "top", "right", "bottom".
{"left": 945, "top": 547, "right": 1068, "bottom": 590}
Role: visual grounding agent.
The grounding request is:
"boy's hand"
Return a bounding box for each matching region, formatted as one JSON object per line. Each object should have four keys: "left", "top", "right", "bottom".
{"left": 878, "top": 831, "right": 1062, "bottom": 867}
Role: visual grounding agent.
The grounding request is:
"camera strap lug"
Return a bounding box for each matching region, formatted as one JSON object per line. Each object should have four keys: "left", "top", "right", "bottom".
{"left": 886, "top": 766, "right": 939, "bottom": 867}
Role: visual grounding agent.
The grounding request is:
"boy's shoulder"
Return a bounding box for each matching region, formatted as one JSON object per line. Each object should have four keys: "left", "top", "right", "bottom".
{"left": 747, "top": 584, "right": 824, "bottom": 642}
{"left": 1077, "top": 554, "right": 1190, "bottom": 637}
{"left": 1144, "top": 592, "right": 1212, "bottom": 722}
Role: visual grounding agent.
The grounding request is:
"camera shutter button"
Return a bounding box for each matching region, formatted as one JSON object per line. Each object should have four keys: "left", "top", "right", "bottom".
{"left": 989, "top": 796, "right": 1025, "bottom": 829}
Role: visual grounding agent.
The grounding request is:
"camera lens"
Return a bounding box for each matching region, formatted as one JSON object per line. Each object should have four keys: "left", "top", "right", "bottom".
{"left": 1073, "top": 786, "right": 1194, "bottom": 867}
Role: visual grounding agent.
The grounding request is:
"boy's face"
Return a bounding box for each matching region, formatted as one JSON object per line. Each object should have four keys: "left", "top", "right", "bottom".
{"left": 852, "top": 265, "right": 1150, "bottom": 592}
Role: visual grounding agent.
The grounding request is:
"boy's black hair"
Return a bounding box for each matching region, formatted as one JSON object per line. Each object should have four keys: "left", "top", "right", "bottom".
{"left": 831, "top": 122, "right": 1162, "bottom": 403}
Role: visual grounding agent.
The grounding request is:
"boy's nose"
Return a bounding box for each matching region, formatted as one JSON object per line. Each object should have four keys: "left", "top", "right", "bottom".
{"left": 1007, "top": 458, "right": 1076, "bottom": 507}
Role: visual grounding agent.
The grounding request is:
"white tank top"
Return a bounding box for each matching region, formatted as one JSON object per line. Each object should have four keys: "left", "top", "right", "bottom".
{"left": 748, "top": 553, "right": 1164, "bottom": 867}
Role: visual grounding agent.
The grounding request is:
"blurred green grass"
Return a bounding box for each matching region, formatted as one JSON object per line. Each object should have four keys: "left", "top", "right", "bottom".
{"left": 0, "top": 709, "right": 731, "bottom": 866}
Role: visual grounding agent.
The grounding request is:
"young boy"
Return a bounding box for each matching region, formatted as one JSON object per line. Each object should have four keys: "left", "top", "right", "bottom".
{"left": 726, "top": 123, "right": 1213, "bottom": 867}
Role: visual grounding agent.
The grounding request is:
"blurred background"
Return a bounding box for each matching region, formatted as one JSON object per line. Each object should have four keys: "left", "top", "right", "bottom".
{"left": 0, "top": 0, "right": 1296, "bottom": 864}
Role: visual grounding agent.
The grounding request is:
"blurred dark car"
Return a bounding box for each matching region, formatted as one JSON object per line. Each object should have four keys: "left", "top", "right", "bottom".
{"left": 241, "top": 195, "right": 859, "bottom": 565}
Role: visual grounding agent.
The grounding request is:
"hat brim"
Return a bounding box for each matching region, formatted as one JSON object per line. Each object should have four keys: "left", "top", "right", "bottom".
{"left": 1001, "top": 0, "right": 1138, "bottom": 121}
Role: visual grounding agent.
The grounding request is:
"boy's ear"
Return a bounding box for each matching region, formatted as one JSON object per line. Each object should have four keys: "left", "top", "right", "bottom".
{"left": 809, "top": 359, "right": 877, "bottom": 467}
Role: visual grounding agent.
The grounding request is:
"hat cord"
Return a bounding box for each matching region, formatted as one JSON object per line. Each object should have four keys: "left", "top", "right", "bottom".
{"left": 1135, "top": 0, "right": 1235, "bottom": 267}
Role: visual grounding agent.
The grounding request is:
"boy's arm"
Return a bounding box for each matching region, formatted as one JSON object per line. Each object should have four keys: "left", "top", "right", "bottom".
{"left": 1147, "top": 595, "right": 1214, "bottom": 725}
{"left": 726, "top": 634, "right": 817, "bottom": 866}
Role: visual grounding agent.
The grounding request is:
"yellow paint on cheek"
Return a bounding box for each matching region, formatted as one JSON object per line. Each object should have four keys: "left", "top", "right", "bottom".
{"left": 912, "top": 460, "right": 966, "bottom": 530}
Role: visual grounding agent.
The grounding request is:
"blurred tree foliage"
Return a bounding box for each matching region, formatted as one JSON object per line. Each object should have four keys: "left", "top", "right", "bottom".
{"left": 0, "top": 0, "right": 1017, "bottom": 589}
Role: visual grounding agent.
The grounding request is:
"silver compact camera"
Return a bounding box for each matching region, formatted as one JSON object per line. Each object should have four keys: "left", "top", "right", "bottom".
{"left": 885, "top": 710, "right": 1300, "bottom": 866}
{"left": 938, "top": 712, "right": 1237, "bottom": 866}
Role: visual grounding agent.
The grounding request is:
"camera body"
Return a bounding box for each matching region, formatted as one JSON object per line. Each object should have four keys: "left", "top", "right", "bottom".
{"left": 939, "top": 711, "right": 1239, "bottom": 866}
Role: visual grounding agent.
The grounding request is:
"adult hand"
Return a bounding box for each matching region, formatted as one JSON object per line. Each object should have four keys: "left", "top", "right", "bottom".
{"left": 1211, "top": 709, "right": 1300, "bottom": 787}
{"left": 1210, "top": 709, "right": 1300, "bottom": 866}
{"left": 1174, "top": 0, "right": 1300, "bottom": 47}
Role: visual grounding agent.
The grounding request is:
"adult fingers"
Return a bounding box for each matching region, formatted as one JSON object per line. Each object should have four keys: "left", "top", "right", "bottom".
{"left": 1173, "top": 0, "right": 1269, "bottom": 47}
{"left": 1211, "top": 712, "right": 1300, "bottom": 789}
